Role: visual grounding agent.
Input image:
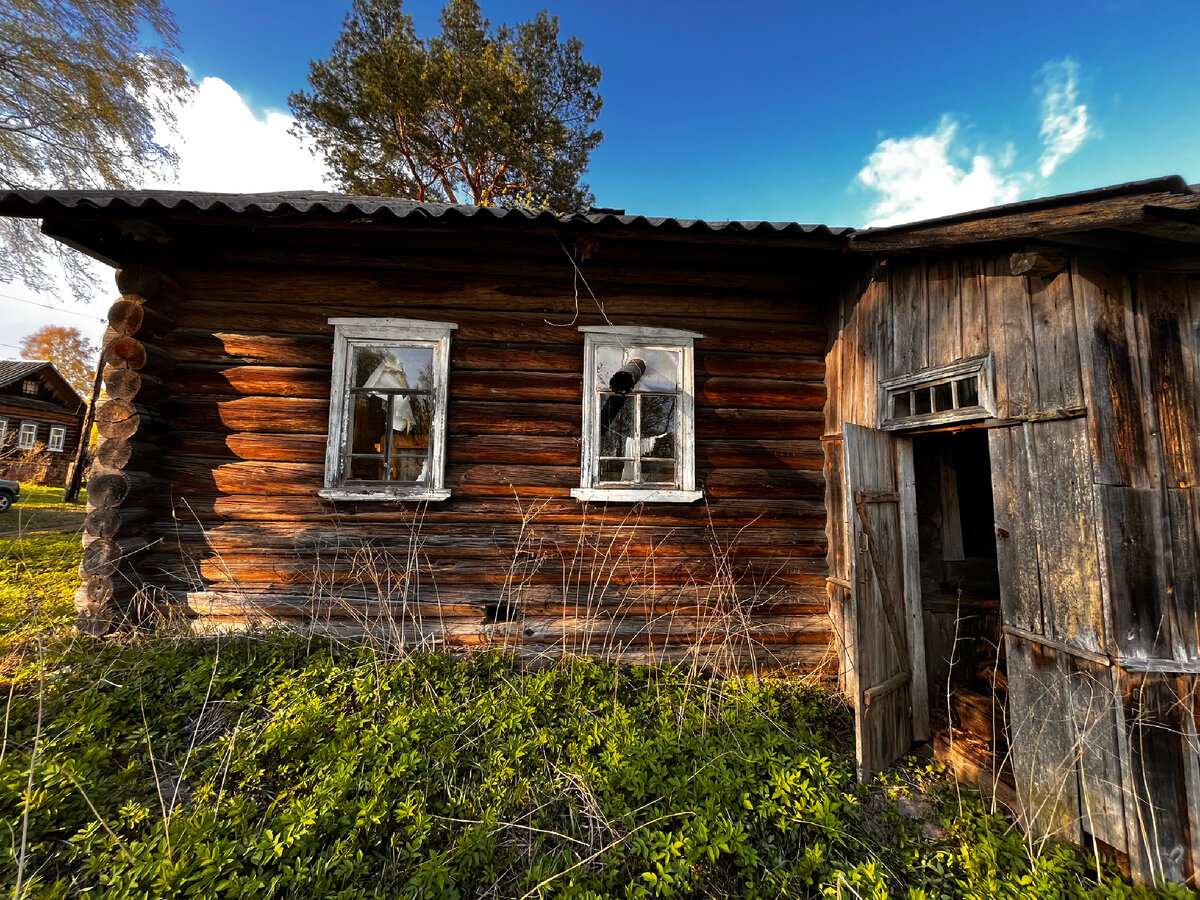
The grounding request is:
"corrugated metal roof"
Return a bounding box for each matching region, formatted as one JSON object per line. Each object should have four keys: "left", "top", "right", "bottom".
{"left": 0, "top": 360, "right": 48, "bottom": 389}
{"left": 0, "top": 189, "right": 852, "bottom": 238}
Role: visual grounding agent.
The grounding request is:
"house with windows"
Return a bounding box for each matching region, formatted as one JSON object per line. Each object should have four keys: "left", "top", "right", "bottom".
{"left": 0, "top": 178, "right": 1198, "bottom": 885}
{"left": 0, "top": 359, "right": 86, "bottom": 486}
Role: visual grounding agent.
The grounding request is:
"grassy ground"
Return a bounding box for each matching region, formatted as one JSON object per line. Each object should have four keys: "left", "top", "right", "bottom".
{"left": 0, "top": 490, "right": 1192, "bottom": 899}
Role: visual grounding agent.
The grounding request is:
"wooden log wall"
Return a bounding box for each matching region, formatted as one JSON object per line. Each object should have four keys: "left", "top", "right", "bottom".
{"left": 76, "top": 264, "right": 179, "bottom": 634}
{"left": 136, "top": 228, "right": 838, "bottom": 673}
{"left": 826, "top": 247, "right": 1200, "bottom": 884}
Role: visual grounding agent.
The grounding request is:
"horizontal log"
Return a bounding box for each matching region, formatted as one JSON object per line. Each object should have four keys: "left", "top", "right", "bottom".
{"left": 81, "top": 537, "right": 150, "bottom": 577}
{"left": 190, "top": 495, "right": 827, "bottom": 529}
{"left": 95, "top": 437, "right": 161, "bottom": 470}
{"left": 181, "top": 585, "right": 828, "bottom": 618}
{"left": 84, "top": 506, "right": 151, "bottom": 539}
{"left": 87, "top": 468, "right": 160, "bottom": 508}
{"left": 158, "top": 430, "right": 822, "bottom": 471}
{"left": 75, "top": 576, "right": 113, "bottom": 609}
{"left": 140, "top": 552, "right": 828, "bottom": 589}
{"left": 107, "top": 297, "right": 144, "bottom": 337}
{"left": 155, "top": 521, "right": 828, "bottom": 558}
{"left": 157, "top": 457, "right": 826, "bottom": 501}
{"left": 104, "top": 367, "right": 170, "bottom": 403}
{"left": 176, "top": 252, "right": 829, "bottom": 298}
{"left": 171, "top": 302, "right": 827, "bottom": 355}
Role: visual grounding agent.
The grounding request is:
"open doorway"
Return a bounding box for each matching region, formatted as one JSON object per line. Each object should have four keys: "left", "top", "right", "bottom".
{"left": 910, "top": 429, "right": 1016, "bottom": 809}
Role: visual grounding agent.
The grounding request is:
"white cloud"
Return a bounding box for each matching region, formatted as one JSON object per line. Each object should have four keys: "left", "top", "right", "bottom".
{"left": 1036, "top": 59, "right": 1090, "bottom": 178}
{"left": 857, "top": 117, "right": 1028, "bottom": 227}
{"left": 146, "top": 76, "right": 334, "bottom": 192}
{"left": 857, "top": 58, "right": 1092, "bottom": 227}
{"left": 1, "top": 77, "right": 335, "bottom": 351}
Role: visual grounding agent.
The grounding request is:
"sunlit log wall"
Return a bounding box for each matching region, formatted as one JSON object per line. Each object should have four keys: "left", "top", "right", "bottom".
{"left": 826, "top": 248, "right": 1200, "bottom": 884}
{"left": 126, "top": 226, "right": 840, "bottom": 673}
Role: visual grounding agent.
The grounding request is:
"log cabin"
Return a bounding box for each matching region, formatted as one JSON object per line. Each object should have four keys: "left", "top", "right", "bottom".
{"left": 0, "top": 175, "right": 1198, "bottom": 884}
{"left": 0, "top": 359, "right": 86, "bottom": 486}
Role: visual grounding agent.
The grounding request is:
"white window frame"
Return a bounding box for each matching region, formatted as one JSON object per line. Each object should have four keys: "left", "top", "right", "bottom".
{"left": 572, "top": 325, "right": 703, "bottom": 504}
{"left": 879, "top": 354, "right": 995, "bottom": 431}
{"left": 319, "top": 317, "right": 456, "bottom": 502}
{"left": 0, "top": 417, "right": 7, "bottom": 443}
{"left": 21, "top": 379, "right": 36, "bottom": 395}
{"left": 17, "top": 421, "right": 37, "bottom": 449}
{"left": 47, "top": 425, "right": 66, "bottom": 452}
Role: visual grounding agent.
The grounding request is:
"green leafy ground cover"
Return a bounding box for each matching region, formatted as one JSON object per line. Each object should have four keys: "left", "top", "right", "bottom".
{"left": 0, "top": 490, "right": 1192, "bottom": 899}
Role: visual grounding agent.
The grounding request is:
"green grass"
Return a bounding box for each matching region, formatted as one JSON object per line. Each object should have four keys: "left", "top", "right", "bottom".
{"left": 0, "top": 499, "right": 1192, "bottom": 899}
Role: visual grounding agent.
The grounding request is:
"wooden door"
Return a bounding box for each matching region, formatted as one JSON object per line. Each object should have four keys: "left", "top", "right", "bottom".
{"left": 843, "top": 423, "right": 928, "bottom": 780}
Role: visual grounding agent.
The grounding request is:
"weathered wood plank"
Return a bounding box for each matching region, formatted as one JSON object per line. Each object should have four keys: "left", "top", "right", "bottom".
{"left": 1066, "top": 658, "right": 1128, "bottom": 852}
{"left": 891, "top": 260, "right": 926, "bottom": 377}
{"left": 985, "top": 255, "right": 1035, "bottom": 418}
{"left": 1095, "top": 484, "right": 1173, "bottom": 660}
{"left": 1005, "top": 636, "right": 1083, "bottom": 842}
{"left": 1028, "top": 269, "right": 1084, "bottom": 411}
{"left": 988, "top": 425, "right": 1044, "bottom": 633}
{"left": 1140, "top": 273, "right": 1199, "bottom": 489}
{"left": 959, "top": 255, "right": 989, "bottom": 358}
{"left": 1072, "top": 254, "right": 1150, "bottom": 488}
{"left": 1028, "top": 417, "right": 1104, "bottom": 654}
{"left": 925, "top": 256, "right": 962, "bottom": 369}
{"left": 897, "top": 438, "right": 930, "bottom": 742}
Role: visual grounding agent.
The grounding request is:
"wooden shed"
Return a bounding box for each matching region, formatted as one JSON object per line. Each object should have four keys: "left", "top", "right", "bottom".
{"left": 0, "top": 176, "right": 1197, "bottom": 884}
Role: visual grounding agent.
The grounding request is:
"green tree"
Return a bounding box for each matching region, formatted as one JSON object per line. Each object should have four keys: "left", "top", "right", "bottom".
{"left": 0, "top": 0, "right": 193, "bottom": 290}
{"left": 19, "top": 325, "right": 96, "bottom": 395}
{"left": 289, "top": 0, "right": 603, "bottom": 212}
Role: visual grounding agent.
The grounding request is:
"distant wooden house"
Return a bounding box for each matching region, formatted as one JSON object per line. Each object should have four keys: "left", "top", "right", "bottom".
{"left": 0, "top": 360, "right": 86, "bottom": 485}
{"left": 0, "top": 176, "right": 1197, "bottom": 885}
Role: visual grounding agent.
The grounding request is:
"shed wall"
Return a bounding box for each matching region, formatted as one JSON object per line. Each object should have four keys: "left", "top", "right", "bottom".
{"left": 827, "top": 248, "right": 1200, "bottom": 884}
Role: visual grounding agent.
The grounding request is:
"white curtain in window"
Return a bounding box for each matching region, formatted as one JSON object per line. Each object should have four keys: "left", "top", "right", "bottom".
{"left": 363, "top": 360, "right": 416, "bottom": 433}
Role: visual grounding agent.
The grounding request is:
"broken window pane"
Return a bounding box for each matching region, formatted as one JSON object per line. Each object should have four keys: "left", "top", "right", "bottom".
{"left": 599, "top": 394, "right": 634, "bottom": 457}
{"left": 352, "top": 345, "right": 434, "bottom": 390}
{"left": 598, "top": 458, "right": 633, "bottom": 483}
{"left": 958, "top": 376, "right": 980, "bottom": 407}
{"left": 933, "top": 382, "right": 953, "bottom": 412}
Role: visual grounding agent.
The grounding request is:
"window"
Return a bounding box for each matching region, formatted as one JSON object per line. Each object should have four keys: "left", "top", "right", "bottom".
{"left": 320, "top": 317, "right": 456, "bottom": 501}
{"left": 48, "top": 426, "right": 66, "bottom": 452}
{"left": 21, "top": 379, "right": 36, "bottom": 395}
{"left": 881, "top": 355, "right": 994, "bottom": 430}
{"left": 17, "top": 421, "right": 37, "bottom": 449}
{"left": 572, "top": 325, "right": 703, "bottom": 503}
{"left": 0, "top": 417, "right": 7, "bottom": 443}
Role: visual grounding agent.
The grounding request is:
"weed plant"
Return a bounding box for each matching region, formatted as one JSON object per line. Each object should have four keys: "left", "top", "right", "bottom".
{"left": 0, "top": 491, "right": 1193, "bottom": 898}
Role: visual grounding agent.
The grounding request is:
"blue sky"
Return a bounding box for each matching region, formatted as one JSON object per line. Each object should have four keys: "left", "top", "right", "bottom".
{"left": 5, "top": 0, "right": 1200, "bottom": 345}
{"left": 164, "top": 0, "right": 1200, "bottom": 225}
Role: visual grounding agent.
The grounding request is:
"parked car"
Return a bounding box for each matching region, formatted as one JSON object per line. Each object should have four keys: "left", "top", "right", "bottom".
{"left": 0, "top": 479, "right": 18, "bottom": 513}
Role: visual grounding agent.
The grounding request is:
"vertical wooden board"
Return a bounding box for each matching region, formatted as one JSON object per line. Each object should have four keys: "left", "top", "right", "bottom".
{"left": 1165, "top": 488, "right": 1200, "bottom": 661}
{"left": 960, "top": 255, "right": 990, "bottom": 358}
{"left": 891, "top": 260, "right": 927, "bottom": 377}
{"left": 857, "top": 273, "right": 882, "bottom": 429}
{"left": 1028, "top": 418, "right": 1105, "bottom": 654}
{"left": 1123, "top": 673, "right": 1193, "bottom": 885}
{"left": 842, "top": 289, "right": 861, "bottom": 428}
{"left": 925, "top": 256, "right": 962, "bottom": 369}
{"left": 1072, "top": 254, "right": 1150, "bottom": 488}
{"left": 825, "top": 437, "right": 848, "bottom": 582}
{"left": 1005, "top": 636, "right": 1083, "bottom": 842}
{"left": 1095, "top": 485, "right": 1174, "bottom": 661}
{"left": 989, "top": 425, "right": 1045, "bottom": 633}
{"left": 898, "top": 439, "right": 931, "bottom": 742}
{"left": 825, "top": 325, "right": 843, "bottom": 436}
{"left": 1140, "top": 273, "right": 1199, "bottom": 489}
{"left": 1182, "top": 675, "right": 1200, "bottom": 884}
{"left": 938, "top": 444, "right": 965, "bottom": 562}
{"left": 845, "top": 423, "right": 914, "bottom": 780}
{"left": 984, "top": 255, "right": 1036, "bottom": 418}
{"left": 1029, "top": 269, "right": 1084, "bottom": 412}
{"left": 1066, "top": 658, "right": 1128, "bottom": 852}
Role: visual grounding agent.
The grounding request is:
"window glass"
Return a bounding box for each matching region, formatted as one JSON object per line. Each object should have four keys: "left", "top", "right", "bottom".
{"left": 18, "top": 422, "right": 37, "bottom": 448}
{"left": 577, "top": 328, "right": 700, "bottom": 501}
{"left": 933, "top": 382, "right": 954, "bottom": 412}
{"left": 48, "top": 427, "right": 66, "bottom": 452}
{"left": 323, "top": 319, "right": 455, "bottom": 500}
{"left": 958, "top": 376, "right": 980, "bottom": 408}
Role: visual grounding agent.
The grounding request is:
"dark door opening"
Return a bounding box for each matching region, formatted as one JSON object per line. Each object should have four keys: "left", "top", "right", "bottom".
{"left": 910, "top": 430, "right": 1016, "bottom": 809}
